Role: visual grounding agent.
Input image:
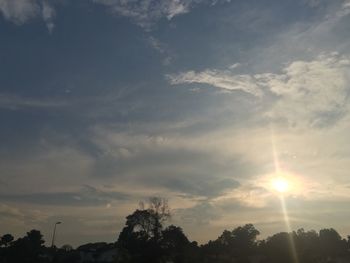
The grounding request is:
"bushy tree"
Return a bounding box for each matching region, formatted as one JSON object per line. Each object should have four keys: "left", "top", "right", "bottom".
{"left": 319, "top": 228, "right": 347, "bottom": 258}
{"left": 117, "top": 197, "right": 171, "bottom": 263}
{"left": 161, "top": 225, "right": 197, "bottom": 263}
{"left": 5, "top": 230, "right": 46, "bottom": 263}
{"left": 262, "top": 231, "right": 297, "bottom": 263}
{"left": 201, "top": 224, "right": 260, "bottom": 263}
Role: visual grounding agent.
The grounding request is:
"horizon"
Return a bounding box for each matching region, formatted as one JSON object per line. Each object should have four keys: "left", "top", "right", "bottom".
{"left": 1, "top": 0, "right": 350, "bottom": 248}
{"left": 3, "top": 220, "right": 350, "bottom": 249}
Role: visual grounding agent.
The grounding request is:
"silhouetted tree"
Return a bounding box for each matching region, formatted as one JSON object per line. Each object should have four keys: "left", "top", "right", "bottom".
{"left": 5, "top": 230, "right": 46, "bottom": 263}
{"left": 3, "top": 215, "right": 350, "bottom": 263}
{"left": 162, "top": 225, "right": 190, "bottom": 248}
{"left": 319, "top": 228, "right": 347, "bottom": 259}
{"left": 294, "top": 228, "right": 320, "bottom": 263}
{"left": 117, "top": 197, "right": 171, "bottom": 263}
{"left": 261, "top": 231, "right": 295, "bottom": 263}
{"left": 141, "top": 197, "right": 171, "bottom": 242}
{"left": 0, "top": 234, "right": 14, "bottom": 248}
{"left": 201, "top": 224, "right": 260, "bottom": 263}
{"left": 161, "top": 225, "right": 198, "bottom": 263}
{"left": 200, "top": 239, "right": 225, "bottom": 262}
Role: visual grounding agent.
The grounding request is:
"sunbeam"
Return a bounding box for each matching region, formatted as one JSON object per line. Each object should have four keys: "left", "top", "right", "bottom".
{"left": 270, "top": 127, "right": 300, "bottom": 263}
{"left": 279, "top": 195, "right": 299, "bottom": 263}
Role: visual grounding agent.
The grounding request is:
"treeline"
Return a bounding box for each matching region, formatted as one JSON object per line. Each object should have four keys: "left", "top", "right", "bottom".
{"left": 1, "top": 198, "right": 350, "bottom": 263}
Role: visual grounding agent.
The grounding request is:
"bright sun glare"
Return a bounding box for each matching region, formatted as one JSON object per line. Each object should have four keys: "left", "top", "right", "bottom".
{"left": 272, "top": 177, "right": 289, "bottom": 193}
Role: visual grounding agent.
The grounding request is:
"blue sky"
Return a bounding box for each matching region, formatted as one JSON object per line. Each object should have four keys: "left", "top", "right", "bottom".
{"left": 1, "top": 0, "right": 350, "bottom": 247}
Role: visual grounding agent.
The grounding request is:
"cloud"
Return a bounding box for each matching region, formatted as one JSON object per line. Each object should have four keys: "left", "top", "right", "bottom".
{"left": 160, "top": 177, "right": 240, "bottom": 198}
{"left": 85, "top": 126, "right": 257, "bottom": 199}
{"left": 264, "top": 53, "right": 350, "bottom": 127}
{"left": 0, "top": 185, "right": 128, "bottom": 206}
{"left": 0, "top": 126, "right": 251, "bottom": 202}
{"left": 0, "top": 0, "right": 39, "bottom": 24}
{"left": 176, "top": 201, "right": 221, "bottom": 226}
{"left": 0, "top": 0, "right": 55, "bottom": 32}
{"left": 0, "top": 0, "right": 233, "bottom": 32}
{"left": 168, "top": 53, "right": 350, "bottom": 127}
{"left": 92, "top": 0, "right": 189, "bottom": 29}
{"left": 92, "top": 0, "right": 229, "bottom": 29}
{"left": 0, "top": 142, "right": 95, "bottom": 194}
{"left": 41, "top": 0, "right": 55, "bottom": 33}
{"left": 0, "top": 204, "right": 24, "bottom": 219}
{"left": 0, "top": 93, "right": 68, "bottom": 110}
{"left": 0, "top": 203, "right": 50, "bottom": 228}
{"left": 167, "top": 70, "right": 264, "bottom": 97}
{"left": 147, "top": 36, "right": 173, "bottom": 65}
{"left": 337, "top": 0, "right": 350, "bottom": 18}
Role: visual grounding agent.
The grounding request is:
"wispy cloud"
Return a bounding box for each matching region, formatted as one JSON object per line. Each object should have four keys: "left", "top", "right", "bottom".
{"left": 0, "top": 203, "right": 50, "bottom": 227}
{"left": 167, "top": 70, "right": 264, "bottom": 97}
{"left": 89, "top": 126, "right": 249, "bottom": 198}
{"left": 92, "top": 0, "right": 190, "bottom": 29}
{"left": 92, "top": 0, "right": 229, "bottom": 29}
{"left": 0, "top": 185, "right": 128, "bottom": 206}
{"left": 337, "top": 0, "right": 350, "bottom": 18}
{"left": 168, "top": 53, "right": 350, "bottom": 127}
{"left": 41, "top": 0, "right": 55, "bottom": 33}
{"left": 147, "top": 36, "right": 174, "bottom": 65}
{"left": 0, "top": 0, "right": 56, "bottom": 32}
{"left": 0, "top": 94, "right": 68, "bottom": 110}
{"left": 0, "top": 0, "right": 230, "bottom": 31}
{"left": 0, "top": 0, "right": 39, "bottom": 24}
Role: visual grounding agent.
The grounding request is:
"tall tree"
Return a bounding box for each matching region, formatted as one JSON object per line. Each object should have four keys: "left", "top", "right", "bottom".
{"left": 117, "top": 197, "right": 171, "bottom": 263}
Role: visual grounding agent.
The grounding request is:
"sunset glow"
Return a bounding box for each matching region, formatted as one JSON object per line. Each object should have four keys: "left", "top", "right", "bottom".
{"left": 1, "top": 0, "right": 350, "bottom": 251}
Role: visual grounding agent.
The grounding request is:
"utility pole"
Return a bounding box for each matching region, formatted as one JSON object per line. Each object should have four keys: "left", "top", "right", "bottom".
{"left": 51, "top": 222, "right": 62, "bottom": 248}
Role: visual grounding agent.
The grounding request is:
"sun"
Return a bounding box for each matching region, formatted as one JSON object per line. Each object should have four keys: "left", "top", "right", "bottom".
{"left": 272, "top": 177, "right": 289, "bottom": 193}
{"left": 260, "top": 171, "right": 304, "bottom": 195}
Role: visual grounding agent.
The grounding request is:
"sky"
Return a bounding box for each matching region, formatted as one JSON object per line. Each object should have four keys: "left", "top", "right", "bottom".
{"left": 1, "top": 0, "right": 350, "bottom": 247}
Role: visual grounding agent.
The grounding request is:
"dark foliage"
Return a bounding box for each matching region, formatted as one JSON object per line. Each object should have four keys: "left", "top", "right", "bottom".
{"left": 1, "top": 201, "right": 350, "bottom": 263}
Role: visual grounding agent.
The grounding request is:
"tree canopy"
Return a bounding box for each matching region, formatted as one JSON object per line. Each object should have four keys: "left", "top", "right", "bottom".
{"left": 1, "top": 199, "right": 350, "bottom": 263}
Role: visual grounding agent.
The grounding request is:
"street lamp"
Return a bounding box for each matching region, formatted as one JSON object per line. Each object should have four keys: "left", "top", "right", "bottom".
{"left": 51, "top": 221, "right": 62, "bottom": 248}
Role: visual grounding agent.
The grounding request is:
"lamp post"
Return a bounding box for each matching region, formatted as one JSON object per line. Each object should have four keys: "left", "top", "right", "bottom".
{"left": 51, "top": 222, "right": 62, "bottom": 248}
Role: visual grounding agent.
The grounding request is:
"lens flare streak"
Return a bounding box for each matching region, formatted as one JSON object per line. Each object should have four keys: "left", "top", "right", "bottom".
{"left": 271, "top": 127, "right": 299, "bottom": 263}
{"left": 280, "top": 196, "right": 299, "bottom": 263}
